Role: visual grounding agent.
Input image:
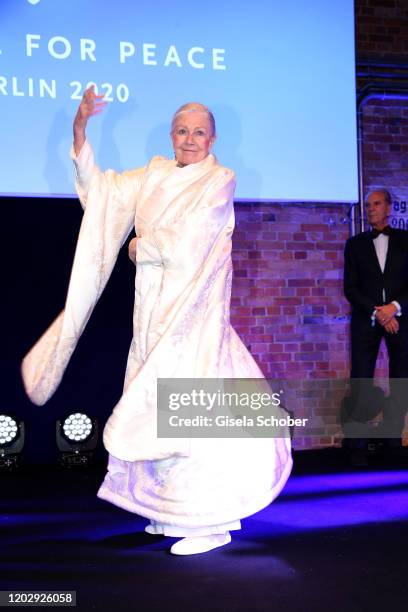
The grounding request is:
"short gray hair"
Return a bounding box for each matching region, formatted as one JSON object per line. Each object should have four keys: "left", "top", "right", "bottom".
{"left": 365, "top": 188, "right": 392, "bottom": 205}
{"left": 171, "top": 102, "right": 216, "bottom": 137}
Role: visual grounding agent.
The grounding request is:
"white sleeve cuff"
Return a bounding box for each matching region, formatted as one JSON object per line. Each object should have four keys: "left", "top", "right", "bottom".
{"left": 135, "top": 235, "right": 162, "bottom": 266}
{"left": 392, "top": 301, "right": 402, "bottom": 316}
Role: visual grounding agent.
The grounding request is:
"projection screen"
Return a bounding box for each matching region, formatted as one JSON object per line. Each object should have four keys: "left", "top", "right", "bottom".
{"left": 0, "top": 0, "right": 358, "bottom": 202}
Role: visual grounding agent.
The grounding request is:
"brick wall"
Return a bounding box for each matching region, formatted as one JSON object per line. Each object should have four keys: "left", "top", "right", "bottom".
{"left": 356, "top": 0, "right": 408, "bottom": 58}
{"left": 230, "top": 0, "right": 408, "bottom": 449}
{"left": 230, "top": 204, "right": 350, "bottom": 449}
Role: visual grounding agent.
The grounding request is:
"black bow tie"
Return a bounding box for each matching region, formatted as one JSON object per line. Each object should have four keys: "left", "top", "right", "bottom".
{"left": 371, "top": 226, "right": 391, "bottom": 239}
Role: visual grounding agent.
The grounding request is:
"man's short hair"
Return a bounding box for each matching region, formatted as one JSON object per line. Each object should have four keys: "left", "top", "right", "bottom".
{"left": 365, "top": 188, "right": 392, "bottom": 205}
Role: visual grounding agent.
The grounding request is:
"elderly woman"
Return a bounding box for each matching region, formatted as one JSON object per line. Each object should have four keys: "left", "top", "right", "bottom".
{"left": 22, "top": 88, "right": 292, "bottom": 555}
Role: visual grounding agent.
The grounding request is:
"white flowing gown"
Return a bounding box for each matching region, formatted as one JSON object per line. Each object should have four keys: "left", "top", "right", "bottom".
{"left": 22, "top": 141, "right": 292, "bottom": 535}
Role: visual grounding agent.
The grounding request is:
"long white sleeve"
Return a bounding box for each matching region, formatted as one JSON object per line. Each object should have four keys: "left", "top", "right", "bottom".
{"left": 23, "top": 141, "right": 144, "bottom": 406}
{"left": 70, "top": 139, "right": 96, "bottom": 205}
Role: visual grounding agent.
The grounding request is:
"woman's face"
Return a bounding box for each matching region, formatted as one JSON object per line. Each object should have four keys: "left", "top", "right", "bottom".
{"left": 171, "top": 111, "right": 215, "bottom": 166}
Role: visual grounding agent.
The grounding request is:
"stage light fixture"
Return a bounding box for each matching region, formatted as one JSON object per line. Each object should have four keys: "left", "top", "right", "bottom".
{"left": 63, "top": 413, "right": 93, "bottom": 442}
{"left": 56, "top": 412, "right": 98, "bottom": 468}
{"left": 0, "top": 414, "right": 25, "bottom": 471}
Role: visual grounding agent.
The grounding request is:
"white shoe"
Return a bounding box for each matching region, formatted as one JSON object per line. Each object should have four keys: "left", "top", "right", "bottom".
{"left": 170, "top": 532, "right": 231, "bottom": 555}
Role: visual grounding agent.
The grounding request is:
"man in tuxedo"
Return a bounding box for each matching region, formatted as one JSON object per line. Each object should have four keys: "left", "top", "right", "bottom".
{"left": 343, "top": 188, "right": 408, "bottom": 463}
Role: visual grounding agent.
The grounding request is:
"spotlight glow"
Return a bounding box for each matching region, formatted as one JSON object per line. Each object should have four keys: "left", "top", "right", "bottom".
{"left": 0, "top": 415, "right": 18, "bottom": 446}
{"left": 63, "top": 413, "right": 93, "bottom": 442}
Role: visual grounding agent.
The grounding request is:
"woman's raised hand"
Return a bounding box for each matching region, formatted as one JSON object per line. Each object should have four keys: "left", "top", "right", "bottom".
{"left": 73, "top": 86, "right": 107, "bottom": 155}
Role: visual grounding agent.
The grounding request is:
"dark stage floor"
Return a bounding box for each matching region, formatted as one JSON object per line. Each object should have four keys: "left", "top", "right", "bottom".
{"left": 1, "top": 450, "right": 408, "bottom": 612}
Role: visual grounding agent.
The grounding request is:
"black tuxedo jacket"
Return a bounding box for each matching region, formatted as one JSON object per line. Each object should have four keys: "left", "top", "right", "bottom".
{"left": 344, "top": 228, "right": 408, "bottom": 323}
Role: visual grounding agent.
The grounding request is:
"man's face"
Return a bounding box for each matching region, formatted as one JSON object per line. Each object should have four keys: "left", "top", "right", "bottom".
{"left": 365, "top": 191, "right": 391, "bottom": 230}
{"left": 171, "top": 111, "right": 214, "bottom": 166}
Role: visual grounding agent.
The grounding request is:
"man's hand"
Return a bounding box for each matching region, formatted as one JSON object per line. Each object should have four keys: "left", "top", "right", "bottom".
{"left": 128, "top": 237, "right": 138, "bottom": 265}
{"left": 384, "top": 318, "right": 399, "bottom": 334}
{"left": 375, "top": 303, "right": 398, "bottom": 326}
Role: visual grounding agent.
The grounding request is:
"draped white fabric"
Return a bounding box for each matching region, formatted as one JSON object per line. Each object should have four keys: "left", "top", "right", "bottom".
{"left": 22, "top": 141, "right": 292, "bottom": 528}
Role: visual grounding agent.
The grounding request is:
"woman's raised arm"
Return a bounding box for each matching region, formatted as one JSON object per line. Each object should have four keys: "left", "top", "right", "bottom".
{"left": 73, "top": 85, "right": 107, "bottom": 156}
